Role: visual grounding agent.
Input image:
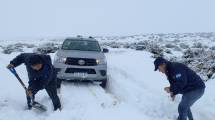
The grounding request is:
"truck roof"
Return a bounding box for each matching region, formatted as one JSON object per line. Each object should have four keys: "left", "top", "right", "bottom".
{"left": 65, "top": 37, "right": 97, "bottom": 42}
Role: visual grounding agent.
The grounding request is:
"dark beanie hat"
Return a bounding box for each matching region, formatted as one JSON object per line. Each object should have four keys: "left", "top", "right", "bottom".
{"left": 29, "top": 55, "right": 43, "bottom": 66}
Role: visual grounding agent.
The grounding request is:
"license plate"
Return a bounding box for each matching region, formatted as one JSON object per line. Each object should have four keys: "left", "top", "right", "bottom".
{"left": 73, "top": 72, "right": 88, "bottom": 78}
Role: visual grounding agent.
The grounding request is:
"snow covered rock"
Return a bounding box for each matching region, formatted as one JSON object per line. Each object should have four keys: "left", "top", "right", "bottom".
{"left": 33, "top": 43, "right": 60, "bottom": 54}
{"left": 3, "top": 43, "right": 25, "bottom": 54}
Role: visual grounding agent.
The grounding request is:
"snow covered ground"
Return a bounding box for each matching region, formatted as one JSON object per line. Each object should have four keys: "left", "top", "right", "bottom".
{"left": 0, "top": 46, "right": 214, "bottom": 120}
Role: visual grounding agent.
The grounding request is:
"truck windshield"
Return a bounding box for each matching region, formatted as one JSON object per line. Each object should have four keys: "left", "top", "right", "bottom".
{"left": 62, "top": 39, "right": 101, "bottom": 52}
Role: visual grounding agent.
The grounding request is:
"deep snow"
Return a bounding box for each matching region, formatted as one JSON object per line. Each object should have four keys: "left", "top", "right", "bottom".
{"left": 0, "top": 47, "right": 214, "bottom": 120}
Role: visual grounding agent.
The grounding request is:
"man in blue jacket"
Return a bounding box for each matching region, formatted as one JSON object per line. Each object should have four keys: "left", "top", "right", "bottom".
{"left": 7, "top": 53, "right": 61, "bottom": 111}
{"left": 154, "top": 57, "right": 205, "bottom": 120}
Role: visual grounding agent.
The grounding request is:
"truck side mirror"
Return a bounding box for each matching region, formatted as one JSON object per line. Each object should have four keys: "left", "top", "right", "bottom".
{"left": 103, "top": 48, "right": 109, "bottom": 53}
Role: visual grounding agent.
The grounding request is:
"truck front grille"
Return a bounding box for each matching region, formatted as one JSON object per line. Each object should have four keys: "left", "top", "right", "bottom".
{"left": 65, "top": 58, "right": 97, "bottom": 66}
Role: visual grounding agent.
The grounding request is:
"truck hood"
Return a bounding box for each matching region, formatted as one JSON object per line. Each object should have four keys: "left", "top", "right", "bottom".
{"left": 56, "top": 50, "right": 105, "bottom": 59}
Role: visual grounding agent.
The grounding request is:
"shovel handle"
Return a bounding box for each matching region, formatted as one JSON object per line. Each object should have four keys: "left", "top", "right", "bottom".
{"left": 8, "top": 67, "right": 17, "bottom": 75}
{"left": 8, "top": 67, "right": 28, "bottom": 90}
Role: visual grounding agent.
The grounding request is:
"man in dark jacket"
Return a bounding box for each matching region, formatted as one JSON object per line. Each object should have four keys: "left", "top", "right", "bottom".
{"left": 154, "top": 57, "right": 205, "bottom": 120}
{"left": 7, "top": 53, "right": 61, "bottom": 111}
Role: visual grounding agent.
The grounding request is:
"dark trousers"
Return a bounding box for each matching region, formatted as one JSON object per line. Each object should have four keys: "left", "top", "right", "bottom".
{"left": 26, "top": 79, "right": 61, "bottom": 110}
{"left": 177, "top": 88, "right": 205, "bottom": 120}
{"left": 56, "top": 78, "right": 62, "bottom": 89}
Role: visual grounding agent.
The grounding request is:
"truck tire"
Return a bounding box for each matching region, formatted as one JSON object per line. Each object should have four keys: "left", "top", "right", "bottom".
{"left": 100, "top": 79, "right": 107, "bottom": 89}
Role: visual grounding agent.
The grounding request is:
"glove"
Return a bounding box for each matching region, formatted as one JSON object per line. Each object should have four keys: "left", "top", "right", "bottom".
{"left": 7, "top": 64, "right": 15, "bottom": 69}
{"left": 26, "top": 90, "right": 33, "bottom": 97}
{"left": 164, "top": 86, "right": 171, "bottom": 93}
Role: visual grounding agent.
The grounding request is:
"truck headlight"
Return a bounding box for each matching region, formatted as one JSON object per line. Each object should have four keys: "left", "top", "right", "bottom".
{"left": 54, "top": 55, "right": 67, "bottom": 63}
{"left": 96, "top": 59, "right": 106, "bottom": 65}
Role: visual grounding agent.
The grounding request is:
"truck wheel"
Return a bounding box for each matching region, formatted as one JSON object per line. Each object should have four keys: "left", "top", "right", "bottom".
{"left": 100, "top": 79, "right": 107, "bottom": 89}
{"left": 56, "top": 78, "right": 63, "bottom": 89}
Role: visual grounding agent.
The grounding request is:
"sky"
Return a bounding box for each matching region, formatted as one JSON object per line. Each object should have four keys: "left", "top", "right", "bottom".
{"left": 0, "top": 0, "right": 214, "bottom": 40}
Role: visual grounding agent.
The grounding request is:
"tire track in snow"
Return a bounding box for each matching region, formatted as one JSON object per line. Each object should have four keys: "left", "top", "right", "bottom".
{"left": 60, "top": 82, "right": 120, "bottom": 109}
{"left": 61, "top": 82, "right": 119, "bottom": 109}
{"left": 87, "top": 84, "right": 119, "bottom": 108}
